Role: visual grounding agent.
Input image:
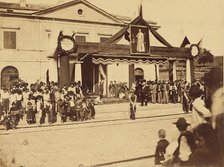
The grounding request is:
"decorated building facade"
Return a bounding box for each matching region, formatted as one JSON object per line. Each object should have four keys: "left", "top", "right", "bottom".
{"left": 0, "top": 0, "right": 195, "bottom": 96}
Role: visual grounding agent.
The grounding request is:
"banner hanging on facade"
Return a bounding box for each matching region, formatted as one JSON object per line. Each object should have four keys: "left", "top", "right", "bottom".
{"left": 130, "top": 25, "right": 150, "bottom": 55}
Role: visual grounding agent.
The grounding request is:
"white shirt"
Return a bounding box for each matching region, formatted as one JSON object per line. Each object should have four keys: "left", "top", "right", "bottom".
{"left": 36, "top": 100, "right": 42, "bottom": 112}
{"left": 191, "top": 97, "right": 211, "bottom": 129}
{"left": 179, "top": 136, "right": 192, "bottom": 161}
{"left": 10, "top": 94, "right": 17, "bottom": 103}
{"left": 16, "top": 94, "right": 23, "bottom": 101}
{"left": 22, "top": 92, "right": 30, "bottom": 100}
{"left": 1, "top": 91, "right": 10, "bottom": 99}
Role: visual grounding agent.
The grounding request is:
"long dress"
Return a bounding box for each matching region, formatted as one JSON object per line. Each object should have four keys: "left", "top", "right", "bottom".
{"left": 136, "top": 30, "right": 145, "bottom": 52}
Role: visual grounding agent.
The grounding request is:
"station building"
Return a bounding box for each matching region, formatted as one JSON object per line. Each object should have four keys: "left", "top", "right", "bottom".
{"left": 0, "top": 0, "right": 194, "bottom": 96}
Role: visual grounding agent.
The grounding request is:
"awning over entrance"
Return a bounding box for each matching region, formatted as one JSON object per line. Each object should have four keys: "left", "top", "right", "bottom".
{"left": 92, "top": 53, "right": 168, "bottom": 65}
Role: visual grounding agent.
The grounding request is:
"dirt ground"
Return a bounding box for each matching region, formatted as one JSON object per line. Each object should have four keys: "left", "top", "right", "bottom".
{"left": 0, "top": 103, "right": 189, "bottom": 167}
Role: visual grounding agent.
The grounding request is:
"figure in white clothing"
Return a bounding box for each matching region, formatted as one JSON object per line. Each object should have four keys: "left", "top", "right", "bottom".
{"left": 136, "top": 29, "right": 145, "bottom": 52}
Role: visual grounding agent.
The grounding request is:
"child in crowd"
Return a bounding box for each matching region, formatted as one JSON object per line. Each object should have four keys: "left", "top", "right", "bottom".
{"left": 154, "top": 129, "right": 169, "bottom": 167}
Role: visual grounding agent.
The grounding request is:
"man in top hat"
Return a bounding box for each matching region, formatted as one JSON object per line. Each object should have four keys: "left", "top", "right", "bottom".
{"left": 140, "top": 80, "right": 148, "bottom": 106}
{"left": 172, "top": 117, "right": 195, "bottom": 166}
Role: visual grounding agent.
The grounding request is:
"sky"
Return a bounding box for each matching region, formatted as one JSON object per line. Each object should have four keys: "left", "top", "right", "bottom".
{"left": 1, "top": 0, "right": 223, "bottom": 56}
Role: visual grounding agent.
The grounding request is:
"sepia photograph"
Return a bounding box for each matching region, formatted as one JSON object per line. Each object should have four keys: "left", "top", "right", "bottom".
{"left": 0, "top": 0, "right": 223, "bottom": 166}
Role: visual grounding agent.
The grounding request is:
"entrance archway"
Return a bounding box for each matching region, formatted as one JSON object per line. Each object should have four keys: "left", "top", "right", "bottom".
{"left": 1, "top": 66, "right": 19, "bottom": 89}
{"left": 135, "top": 68, "right": 144, "bottom": 81}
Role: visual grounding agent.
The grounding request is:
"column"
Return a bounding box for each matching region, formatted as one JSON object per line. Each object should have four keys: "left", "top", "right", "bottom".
{"left": 75, "top": 63, "right": 82, "bottom": 83}
{"left": 103, "top": 65, "right": 107, "bottom": 97}
{"left": 190, "top": 58, "right": 194, "bottom": 83}
{"left": 155, "top": 64, "right": 160, "bottom": 81}
{"left": 92, "top": 65, "right": 95, "bottom": 92}
{"left": 59, "top": 55, "right": 70, "bottom": 87}
{"left": 186, "top": 59, "right": 191, "bottom": 83}
{"left": 129, "top": 64, "right": 135, "bottom": 89}
{"left": 49, "top": 58, "right": 58, "bottom": 82}
{"left": 173, "top": 61, "right": 177, "bottom": 81}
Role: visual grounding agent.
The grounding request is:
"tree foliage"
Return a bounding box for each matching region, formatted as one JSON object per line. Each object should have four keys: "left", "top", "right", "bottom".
{"left": 198, "top": 50, "right": 214, "bottom": 65}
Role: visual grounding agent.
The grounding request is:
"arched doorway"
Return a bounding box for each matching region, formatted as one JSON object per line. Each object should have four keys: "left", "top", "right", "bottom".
{"left": 135, "top": 68, "right": 144, "bottom": 81}
{"left": 1, "top": 66, "right": 19, "bottom": 89}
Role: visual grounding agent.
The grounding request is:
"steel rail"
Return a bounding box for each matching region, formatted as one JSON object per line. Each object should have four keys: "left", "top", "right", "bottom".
{"left": 0, "top": 112, "right": 190, "bottom": 135}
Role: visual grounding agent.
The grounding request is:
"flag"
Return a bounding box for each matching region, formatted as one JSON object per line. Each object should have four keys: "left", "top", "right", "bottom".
{"left": 180, "top": 36, "right": 190, "bottom": 47}
{"left": 197, "top": 38, "right": 205, "bottom": 53}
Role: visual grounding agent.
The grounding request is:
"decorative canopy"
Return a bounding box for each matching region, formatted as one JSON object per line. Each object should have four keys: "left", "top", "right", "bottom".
{"left": 103, "top": 5, "right": 172, "bottom": 48}
{"left": 92, "top": 54, "right": 168, "bottom": 65}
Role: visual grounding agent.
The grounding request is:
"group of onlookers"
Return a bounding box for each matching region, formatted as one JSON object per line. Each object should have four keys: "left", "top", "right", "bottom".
{"left": 123, "top": 79, "right": 194, "bottom": 110}
{"left": 134, "top": 79, "right": 194, "bottom": 106}
{"left": 109, "top": 81, "right": 129, "bottom": 99}
{"left": 0, "top": 81, "right": 95, "bottom": 130}
{"left": 154, "top": 67, "right": 224, "bottom": 167}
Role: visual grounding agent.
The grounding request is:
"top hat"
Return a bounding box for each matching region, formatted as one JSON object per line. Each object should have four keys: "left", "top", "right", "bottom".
{"left": 173, "top": 117, "right": 190, "bottom": 127}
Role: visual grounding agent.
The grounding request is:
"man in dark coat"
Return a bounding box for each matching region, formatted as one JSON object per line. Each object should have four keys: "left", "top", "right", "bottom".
{"left": 140, "top": 80, "right": 148, "bottom": 106}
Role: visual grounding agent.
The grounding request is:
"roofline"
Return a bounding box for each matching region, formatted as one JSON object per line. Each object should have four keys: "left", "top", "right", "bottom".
{"left": 0, "top": 6, "right": 39, "bottom": 11}
{"left": 0, "top": 12, "right": 160, "bottom": 29}
{"left": 33, "top": 0, "right": 124, "bottom": 24}
{"left": 75, "top": 42, "right": 192, "bottom": 58}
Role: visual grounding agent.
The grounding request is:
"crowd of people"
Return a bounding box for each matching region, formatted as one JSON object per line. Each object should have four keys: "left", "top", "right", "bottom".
{"left": 0, "top": 81, "right": 95, "bottom": 130}
{"left": 154, "top": 67, "right": 223, "bottom": 167}
{"left": 109, "top": 81, "right": 129, "bottom": 99}
{"left": 109, "top": 79, "right": 196, "bottom": 108}
{"left": 0, "top": 67, "right": 223, "bottom": 166}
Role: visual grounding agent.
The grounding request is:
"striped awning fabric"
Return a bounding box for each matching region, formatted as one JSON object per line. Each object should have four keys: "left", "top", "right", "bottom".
{"left": 92, "top": 54, "right": 168, "bottom": 65}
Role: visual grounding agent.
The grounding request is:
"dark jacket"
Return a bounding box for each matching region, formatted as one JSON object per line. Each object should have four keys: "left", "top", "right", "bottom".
{"left": 155, "top": 138, "right": 170, "bottom": 165}
{"left": 173, "top": 130, "right": 195, "bottom": 165}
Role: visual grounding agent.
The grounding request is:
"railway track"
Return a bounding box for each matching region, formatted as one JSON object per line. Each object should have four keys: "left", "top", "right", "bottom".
{"left": 0, "top": 111, "right": 190, "bottom": 135}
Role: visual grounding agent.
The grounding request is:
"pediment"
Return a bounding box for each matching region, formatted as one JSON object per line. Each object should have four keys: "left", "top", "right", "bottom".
{"left": 34, "top": 0, "right": 123, "bottom": 24}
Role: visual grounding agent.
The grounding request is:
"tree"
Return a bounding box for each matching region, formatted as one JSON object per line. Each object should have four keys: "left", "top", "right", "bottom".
{"left": 197, "top": 49, "right": 214, "bottom": 65}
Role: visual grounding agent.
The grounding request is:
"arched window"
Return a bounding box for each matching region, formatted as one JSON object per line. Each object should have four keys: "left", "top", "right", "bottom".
{"left": 135, "top": 68, "right": 144, "bottom": 81}
{"left": 1, "top": 66, "right": 19, "bottom": 89}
